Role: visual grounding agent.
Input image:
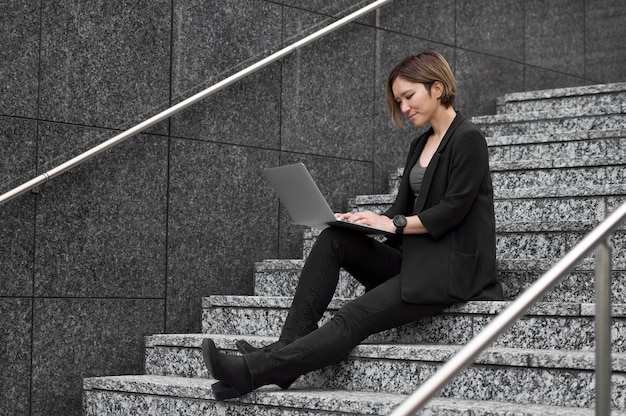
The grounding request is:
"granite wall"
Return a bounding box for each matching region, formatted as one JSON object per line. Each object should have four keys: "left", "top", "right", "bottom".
{"left": 1, "top": 0, "right": 625, "bottom": 415}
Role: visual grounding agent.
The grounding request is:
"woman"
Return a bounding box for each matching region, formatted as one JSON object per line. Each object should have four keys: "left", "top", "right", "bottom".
{"left": 202, "top": 50, "right": 503, "bottom": 400}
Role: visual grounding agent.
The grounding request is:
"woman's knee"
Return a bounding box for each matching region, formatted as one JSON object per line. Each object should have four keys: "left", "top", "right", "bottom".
{"left": 331, "top": 302, "right": 373, "bottom": 341}
{"left": 312, "top": 228, "right": 355, "bottom": 256}
{"left": 317, "top": 227, "right": 353, "bottom": 243}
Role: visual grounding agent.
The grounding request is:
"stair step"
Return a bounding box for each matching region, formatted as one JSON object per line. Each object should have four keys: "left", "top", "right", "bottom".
{"left": 473, "top": 109, "right": 625, "bottom": 138}
{"left": 492, "top": 165, "right": 625, "bottom": 199}
{"left": 381, "top": 131, "right": 626, "bottom": 197}
{"left": 254, "top": 259, "right": 361, "bottom": 298}
{"left": 253, "top": 259, "right": 626, "bottom": 303}
{"left": 84, "top": 374, "right": 622, "bottom": 415}
{"left": 488, "top": 130, "right": 625, "bottom": 171}
{"left": 201, "top": 297, "right": 626, "bottom": 353}
{"left": 350, "top": 195, "right": 625, "bottom": 232}
{"left": 299, "top": 228, "right": 626, "bottom": 271}
{"left": 146, "top": 333, "right": 626, "bottom": 372}
{"left": 144, "top": 333, "right": 626, "bottom": 378}
{"left": 139, "top": 334, "right": 626, "bottom": 409}
{"left": 359, "top": 169, "right": 624, "bottom": 210}
{"left": 141, "top": 335, "right": 626, "bottom": 410}
{"left": 494, "top": 82, "right": 626, "bottom": 115}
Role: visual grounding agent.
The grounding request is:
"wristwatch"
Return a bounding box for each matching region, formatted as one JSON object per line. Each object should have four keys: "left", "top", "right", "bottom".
{"left": 392, "top": 214, "right": 407, "bottom": 235}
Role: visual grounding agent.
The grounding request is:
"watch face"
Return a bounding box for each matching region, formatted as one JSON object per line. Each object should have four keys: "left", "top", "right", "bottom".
{"left": 394, "top": 215, "right": 407, "bottom": 227}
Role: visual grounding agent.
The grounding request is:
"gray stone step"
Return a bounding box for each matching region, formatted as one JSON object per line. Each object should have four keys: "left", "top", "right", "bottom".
{"left": 486, "top": 128, "right": 625, "bottom": 148}
{"left": 351, "top": 195, "right": 625, "bottom": 232}
{"left": 494, "top": 82, "right": 626, "bottom": 115}
{"left": 83, "top": 374, "right": 621, "bottom": 415}
{"left": 376, "top": 132, "right": 625, "bottom": 200}
{"left": 381, "top": 165, "right": 625, "bottom": 200}
{"left": 488, "top": 129, "right": 625, "bottom": 171}
{"left": 201, "top": 296, "right": 626, "bottom": 353}
{"left": 254, "top": 259, "right": 362, "bottom": 298}
{"left": 492, "top": 165, "right": 625, "bottom": 199}
{"left": 299, "top": 228, "right": 626, "bottom": 272}
{"left": 473, "top": 107, "right": 625, "bottom": 138}
{"left": 140, "top": 333, "right": 626, "bottom": 409}
{"left": 253, "top": 259, "right": 626, "bottom": 304}
{"left": 494, "top": 196, "right": 625, "bottom": 232}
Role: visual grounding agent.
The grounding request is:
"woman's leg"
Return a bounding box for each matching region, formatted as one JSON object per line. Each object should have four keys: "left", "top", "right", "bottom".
{"left": 244, "top": 275, "right": 450, "bottom": 388}
{"left": 278, "top": 227, "right": 403, "bottom": 343}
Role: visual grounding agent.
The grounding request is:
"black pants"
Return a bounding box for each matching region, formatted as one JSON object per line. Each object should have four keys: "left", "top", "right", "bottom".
{"left": 244, "top": 227, "right": 450, "bottom": 387}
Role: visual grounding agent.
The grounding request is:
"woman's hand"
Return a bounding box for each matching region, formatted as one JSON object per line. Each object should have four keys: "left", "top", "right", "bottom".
{"left": 335, "top": 211, "right": 396, "bottom": 234}
{"left": 336, "top": 211, "right": 429, "bottom": 235}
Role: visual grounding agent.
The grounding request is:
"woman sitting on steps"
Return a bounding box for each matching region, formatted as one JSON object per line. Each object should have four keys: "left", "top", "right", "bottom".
{"left": 202, "top": 49, "right": 504, "bottom": 400}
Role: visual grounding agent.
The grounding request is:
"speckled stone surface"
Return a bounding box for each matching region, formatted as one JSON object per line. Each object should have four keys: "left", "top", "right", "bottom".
{"left": 254, "top": 259, "right": 364, "bottom": 298}
{"left": 0, "top": 117, "right": 37, "bottom": 195}
{"left": 84, "top": 375, "right": 621, "bottom": 415}
{"left": 489, "top": 133, "right": 626, "bottom": 171}
{"left": 0, "top": 1, "right": 40, "bottom": 118}
{"left": 475, "top": 102, "right": 625, "bottom": 125}
{"left": 496, "top": 83, "right": 626, "bottom": 115}
{"left": 585, "top": 2, "right": 626, "bottom": 83}
{"left": 525, "top": 0, "right": 585, "bottom": 78}
{"left": 499, "top": 270, "right": 626, "bottom": 303}
{"left": 456, "top": 0, "right": 524, "bottom": 62}
{"left": 83, "top": 375, "right": 407, "bottom": 415}
{"left": 143, "top": 333, "right": 626, "bottom": 399}
{"left": 279, "top": 7, "right": 376, "bottom": 162}
{"left": 169, "top": 0, "right": 283, "bottom": 149}
{"left": 34, "top": 126, "right": 168, "bottom": 298}
{"left": 38, "top": 0, "right": 171, "bottom": 130}
{"left": 167, "top": 139, "right": 279, "bottom": 332}
{"left": 200, "top": 295, "right": 626, "bottom": 352}
{"left": 477, "top": 113, "right": 626, "bottom": 138}
{"left": 32, "top": 298, "right": 164, "bottom": 415}
{"left": 0, "top": 117, "right": 37, "bottom": 296}
{"left": 275, "top": 226, "right": 626, "bottom": 306}
{"left": 254, "top": 260, "right": 626, "bottom": 304}
{"left": 455, "top": 49, "right": 525, "bottom": 116}
{"left": 492, "top": 166, "right": 625, "bottom": 199}
{"left": 0, "top": 298, "right": 32, "bottom": 416}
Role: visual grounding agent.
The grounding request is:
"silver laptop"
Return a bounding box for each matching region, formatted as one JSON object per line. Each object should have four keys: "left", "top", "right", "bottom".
{"left": 264, "top": 163, "right": 392, "bottom": 235}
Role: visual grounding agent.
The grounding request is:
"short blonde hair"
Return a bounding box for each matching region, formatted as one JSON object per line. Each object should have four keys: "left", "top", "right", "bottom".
{"left": 385, "top": 50, "right": 456, "bottom": 127}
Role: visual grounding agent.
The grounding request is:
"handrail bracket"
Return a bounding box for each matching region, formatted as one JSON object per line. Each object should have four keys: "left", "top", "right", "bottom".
{"left": 31, "top": 173, "right": 50, "bottom": 195}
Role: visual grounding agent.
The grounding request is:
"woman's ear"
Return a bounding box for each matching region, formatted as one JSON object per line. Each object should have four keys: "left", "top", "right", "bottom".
{"left": 432, "top": 81, "right": 444, "bottom": 100}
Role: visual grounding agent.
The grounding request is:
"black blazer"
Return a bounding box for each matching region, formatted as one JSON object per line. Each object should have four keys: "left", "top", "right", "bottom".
{"left": 385, "top": 113, "right": 503, "bottom": 304}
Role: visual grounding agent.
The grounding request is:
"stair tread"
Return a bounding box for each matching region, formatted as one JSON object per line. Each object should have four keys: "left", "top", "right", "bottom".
{"left": 146, "top": 333, "right": 626, "bottom": 371}
{"left": 473, "top": 104, "right": 624, "bottom": 124}
{"left": 203, "top": 296, "right": 626, "bottom": 318}
{"left": 485, "top": 128, "right": 625, "bottom": 148}
{"left": 499, "top": 82, "right": 626, "bottom": 102}
{"left": 84, "top": 374, "right": 621, "bottom": 415}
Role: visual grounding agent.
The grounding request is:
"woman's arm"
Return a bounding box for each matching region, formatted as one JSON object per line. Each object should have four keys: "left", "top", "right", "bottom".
{"left": 335, "top": 211, "right": 429, "bottom": 235}
{"left": 418, "top": 126, "right": 490, "bottom": 239}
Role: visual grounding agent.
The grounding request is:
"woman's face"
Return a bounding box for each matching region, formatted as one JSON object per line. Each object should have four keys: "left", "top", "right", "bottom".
{"left": 391, "top": 77, "right": 440, "bottom": 127}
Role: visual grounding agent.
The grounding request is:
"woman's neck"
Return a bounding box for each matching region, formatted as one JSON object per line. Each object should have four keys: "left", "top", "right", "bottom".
{"left": 429, "top": 106, "right": 457, "bottom": 140}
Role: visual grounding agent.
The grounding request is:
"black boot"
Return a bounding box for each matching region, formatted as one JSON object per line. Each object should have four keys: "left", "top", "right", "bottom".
{"left": 202, "top": 339, "right": 253, "bottom": 400}
{"left": 234, "top": 339, "right": 289, "bottom": 355}
{"left": 234, "top": 339, "right": 297, "bottom": 390}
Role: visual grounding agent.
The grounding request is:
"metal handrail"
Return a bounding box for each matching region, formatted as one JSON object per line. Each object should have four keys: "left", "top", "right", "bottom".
{"left": 391, "top": 200, "right": 626, "bottom": 415}
{"left": 0, "top": 0, "right": 392, "bottom": 206}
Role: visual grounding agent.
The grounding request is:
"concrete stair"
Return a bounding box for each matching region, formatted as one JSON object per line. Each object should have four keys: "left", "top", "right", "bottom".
{"left": 84, "top": 82, "right": 626, "bottom": 415}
